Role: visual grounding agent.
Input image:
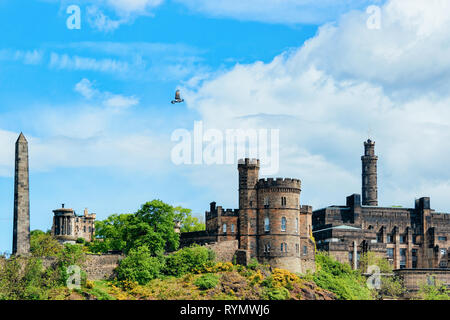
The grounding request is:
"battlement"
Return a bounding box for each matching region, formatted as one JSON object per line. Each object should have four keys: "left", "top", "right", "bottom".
{"left": 238, "top": 158, "right": 260, "bottom": 167}
{"left": 301, "top": 205, "right": 313, "bottom": 214}
{"left": 206, "top": 203, "right": 239, "bottom": 219}
{"left": 257, "top": 177, "right": 301, "bottom": 189}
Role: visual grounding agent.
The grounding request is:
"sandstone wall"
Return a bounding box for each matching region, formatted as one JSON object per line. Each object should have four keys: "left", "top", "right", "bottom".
{"left": 205, "top": 240, "right": 239, "bottom": 262}
{"left": 394, "top": 268, "right": 450, "bottom": 291}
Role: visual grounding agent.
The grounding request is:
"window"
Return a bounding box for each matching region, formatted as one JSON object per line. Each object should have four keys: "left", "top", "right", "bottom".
{"left": 281, "top": 243, "right": 288, "bottom": 252}
{"left": 231, "top": 224, "right": 235, "bottom": 233}
{"left": 376, "top": 233, "right": 383, "bottom": 243}
{"left": 400, "top": 249, "right": 407, "bottom": 269}
{"left": 264, "top": 197, "right": 269, "bottom": 208}
{"left": 387, "top": 248, "right": 394, "bottom": 259}
{"left": 400, "top": 235, "right": 406, "bottom": 244}
{"left": 281, "top": 197, "right": 287, "bottom": 206}
{"left": 295, "top": 244, "right": 299, "bottom": 253}
{"left": 295, "top": 218, "right": 299, "bottom": 233}
{"left": 438, "top": 236, "right": 447, "bottom": 241}
{"left": 223, "top": 224, "right": 227, "bottom": 233}
{"left": 387, "top": 235, "right": 394, "bottom": 243}
{"left": 440, "top": 249, "right": 447, "bottom": 256}
{"left": 264, "top": 243, "right": 271, "bottom": 253}
{"left": 264, "top": 217, "right": 270, "bottom": 232}
{"left": 412, "top": 249, "right": 418, "bottom": 268}
{"left": 349, "top": 252, "right": 353, "bottom": 262}
{"left": 303, "top": 246, "right": 307, "bottom": 256}
{"left": 281, "top": 217, "right": 287, "bottom": 232}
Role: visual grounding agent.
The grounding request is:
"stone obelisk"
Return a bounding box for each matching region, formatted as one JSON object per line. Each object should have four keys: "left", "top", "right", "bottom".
{"left": 12, "top": 132, "right": 30, "bottom": 255}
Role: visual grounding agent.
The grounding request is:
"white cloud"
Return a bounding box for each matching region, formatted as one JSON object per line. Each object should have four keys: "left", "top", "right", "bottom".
{"left": 86, "top": 0, "right": 164, "bottom": 31}
{"left": 74, "top": 78, "right": 99, "bottom": 99}
{"left": 175, "top": 0, "right": 377, "bottom": 24}
{"left": 49, "top": 52, "right": 129, "bottom": 73}
{"left": 182, "top": 0, "right": 450, "bottom": 212}
{"left": 74, "top": 78, "right": 140, "bottom": 109}
{"left": 103, "top": 94, "right": 139, "bottom": 109}
{"left": 0, "top": 49, "right": 44, "bottom": 65}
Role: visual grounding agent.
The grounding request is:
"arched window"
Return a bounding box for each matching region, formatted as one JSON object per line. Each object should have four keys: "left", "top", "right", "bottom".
{"left": 223, "top": 224, "right": 227, "bottom": 233}
{"left": 281, "top": 217, "right": 287, "bottom": 232}
{"left": 264, "top": 217, "right": 270, "bottom": 232}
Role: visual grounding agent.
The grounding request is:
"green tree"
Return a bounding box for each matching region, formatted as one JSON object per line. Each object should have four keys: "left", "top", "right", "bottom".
{"left": 174, "top": 206, "right": 205, "bottom": 232}
{"left": 116, "top": 246, "right": 164, "bottom": 285}
{"left": 90, "top": 213, "right": 134, "bottom": 253}
{"left": 90, "top": 200, "right": 184, "bottom": 255}
{"left": 30, "top": 230, "right": 63, "bottom": 257}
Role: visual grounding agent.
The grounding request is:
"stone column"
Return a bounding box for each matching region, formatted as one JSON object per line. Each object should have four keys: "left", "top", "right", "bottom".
{"left": 12, "top": 133, "right": 30, "bottom": 255}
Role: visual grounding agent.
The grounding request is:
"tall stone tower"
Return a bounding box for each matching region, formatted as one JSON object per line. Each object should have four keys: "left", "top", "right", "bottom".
{"left": 238, "top": 158, "right": 259, "bottom": 255}
{"left": 361, "top": 139, "right": 378, "bottom": 206}
{"left": 13, "top": 132, "right": 30, "bottom": 255}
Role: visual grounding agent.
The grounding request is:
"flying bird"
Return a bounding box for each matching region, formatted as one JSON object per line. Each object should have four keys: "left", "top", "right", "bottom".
{"left": 171, "top": 90, "right": 184, "bottom": 104}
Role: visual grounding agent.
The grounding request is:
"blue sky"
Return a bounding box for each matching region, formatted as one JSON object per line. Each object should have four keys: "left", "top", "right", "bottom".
{"left": 2, "top": 0, "right": 450, "bottom": 254}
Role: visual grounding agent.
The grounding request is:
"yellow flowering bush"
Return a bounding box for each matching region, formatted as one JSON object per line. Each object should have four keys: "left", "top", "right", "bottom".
{"left": 271, "top": 268, "right": 301, "bottom": 288}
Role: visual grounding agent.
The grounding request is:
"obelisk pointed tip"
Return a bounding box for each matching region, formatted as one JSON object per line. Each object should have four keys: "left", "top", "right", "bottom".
{"left": 16, "top": 132, "right": 28, "bottom": 143}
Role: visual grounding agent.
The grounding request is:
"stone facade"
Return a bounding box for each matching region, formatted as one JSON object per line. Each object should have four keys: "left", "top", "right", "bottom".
{"left": 51, "top": 205, "right": 96, "bottom": 244}
{"left": 181, "top": 158, "right": 316, "bottom": 274}
{"left": 12, "top": 133, "right": 30, "bottom": 255}
{"left": 313, "top": 140, "right": 450, "bottom": 271}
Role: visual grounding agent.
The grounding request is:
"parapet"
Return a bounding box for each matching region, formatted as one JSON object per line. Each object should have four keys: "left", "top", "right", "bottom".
{"left": 238, "top": 158, "right": 260, "bottom": 167}
{"left": 256, "top": 177, "right": 301, "bottom": 189}
{"left": 301, "top": 205, "right": 313, "bottom": 214}
{"left": 206, "top": 204, "right": 239, "bottom": 219}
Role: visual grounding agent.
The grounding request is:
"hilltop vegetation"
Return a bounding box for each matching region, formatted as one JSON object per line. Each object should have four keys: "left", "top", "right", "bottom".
{"left": 0, "top": 199, "right": 448, "bottom": 300}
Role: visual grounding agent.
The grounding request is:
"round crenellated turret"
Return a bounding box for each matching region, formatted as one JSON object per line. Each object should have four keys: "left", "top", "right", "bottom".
{"left": 255, "top": 176, "right": 303, "bottom": 273}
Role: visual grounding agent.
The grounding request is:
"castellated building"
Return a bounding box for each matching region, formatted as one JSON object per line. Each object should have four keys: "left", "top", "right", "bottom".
{"left": 181, "top": 158, "right": 316, "bottom": 274}
{"left": 51, "top": 204, "right": 96, "bottom": 244}
{"left": 312, "top": 139, "right": 450, "bottom": 270}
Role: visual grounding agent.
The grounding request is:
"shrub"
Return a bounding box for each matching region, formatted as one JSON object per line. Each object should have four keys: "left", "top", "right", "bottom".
{"left": 117, "top": 246, "right": 163, "bottom": 285}
{"left": 417, "top": 281, "right": 450, "bottom": 300}
{"left": 194, "top": 274, "right": 220, "bottom": 290}
{"left": 163, "top": 245, "right": 215, "bottom": 277}
{"left": 264, "top": 287, "right": 290, "bottom": 300}
{"left": 313, "top": 252, "right": 374, "bottom": 300}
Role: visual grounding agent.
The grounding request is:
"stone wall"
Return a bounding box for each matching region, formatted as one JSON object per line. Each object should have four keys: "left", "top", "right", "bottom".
{"left": 205, "top": 240, "right": 239, "bottom": 262}
{"left": 394, "top": 268, "right": 450, "bottom": 291}
{"left": 41, "top": 254, "right": 123, "bottom": 281}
